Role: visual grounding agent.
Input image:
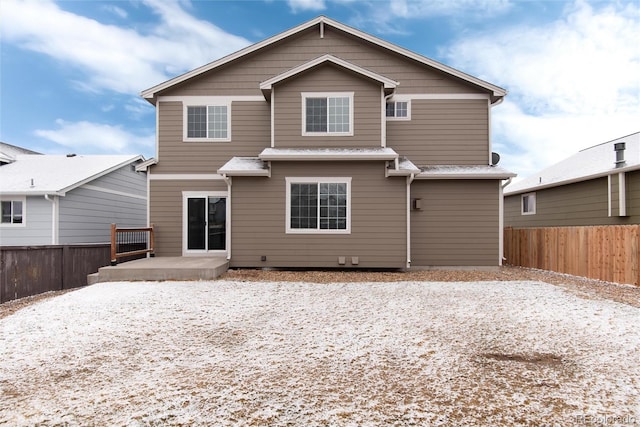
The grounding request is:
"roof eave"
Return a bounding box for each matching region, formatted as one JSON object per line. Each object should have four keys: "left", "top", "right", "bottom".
{"left": 504, "top": 164, "right": 640, "bottom": 196}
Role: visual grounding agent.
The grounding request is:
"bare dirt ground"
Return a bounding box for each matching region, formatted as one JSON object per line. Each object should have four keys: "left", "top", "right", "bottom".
{"left": 1, "top": 267, "right": 638, "bottom": 426}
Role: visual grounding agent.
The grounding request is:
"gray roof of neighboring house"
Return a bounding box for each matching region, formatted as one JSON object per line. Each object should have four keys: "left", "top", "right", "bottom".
{"left": 504, "top": 131, "right": 640, "bottom": 196}
{"left": 0, "top": 154, "right": 144, "bottom": 196}
{"left": 0, "top": 142, "right": 41, "bottom": 164}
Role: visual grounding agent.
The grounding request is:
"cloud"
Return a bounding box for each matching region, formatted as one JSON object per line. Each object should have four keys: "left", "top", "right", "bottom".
{"left": 441, "top": 0, "right": 640, "bottom": 178}
{"left": 102, "top": 4, "right": 128, "bottom": 19}
{"left": 389, "top": 0, "right": 511, "bottom": 18}
{"left": 0, "top": 0, "right": 251, "bottom": 95}
{"left": 288, "top": 0, "right": 326, "bottom": 12}
{"left": 347, "top": 0, "right": 513, "bottom": 34}
{"left": 35, "top": 119, "right": 155, "bottom": 156}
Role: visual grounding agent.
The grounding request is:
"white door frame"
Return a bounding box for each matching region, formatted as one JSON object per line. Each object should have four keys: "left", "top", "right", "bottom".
{"left": 182, "top": 191, "right": 229, "bottom": 256}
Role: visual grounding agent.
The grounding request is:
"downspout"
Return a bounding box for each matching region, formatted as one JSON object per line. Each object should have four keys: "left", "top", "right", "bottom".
{"left": 44, "top": 194, "right": 59, "bottom": 245}
{"left": 499, "top": 176, "right": 512, "bottom": 266}
{"left": 382, "top": 92, "right": 394, "bottom": 148}
{"left": 222, "top": 174, "right": 232, "bottom": 261}
{"left": 406, "top": 173, "right": 415, "bottom": 269}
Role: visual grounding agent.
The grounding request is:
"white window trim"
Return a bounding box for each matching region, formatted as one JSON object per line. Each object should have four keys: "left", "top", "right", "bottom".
{"left": 285, "top": 177, "right": 352, "bottom": 234}
{"left": 183, "top": 100, "right": 231, "bottom": 142}
{"left": 386, "top": 100, "right": 411, "bottom": 121}
{"left": 301, "top": 92, "right": 354, "bottom": 137}
{"left": 0, "top": 196, "right": 26, "bottom": 227}
{"left": 182, "top": 191, "right": 229, "bottom": 256}
{"left": 521, "top": 192, "right": 536, "bottom": 215}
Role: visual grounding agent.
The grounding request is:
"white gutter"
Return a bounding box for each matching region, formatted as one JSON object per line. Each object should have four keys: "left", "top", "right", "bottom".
{"left": 406, "top": 173, "right": 415, "bottom": 269}
{"left": 619, "top": 172, "right": 627, "bottom": 216}
{"left": 44, "top": 194, "right": 59, "bottom": 245}
{"left": 501, "top": 177, "right": 513, "bottom": 188}
{"left": 222, "top": 175, "right": 232, "bottom": 261}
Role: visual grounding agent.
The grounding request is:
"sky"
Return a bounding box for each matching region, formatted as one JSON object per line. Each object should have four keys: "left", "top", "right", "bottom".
{"left": 1, "top": 0, "right": 638, "bottom": 180}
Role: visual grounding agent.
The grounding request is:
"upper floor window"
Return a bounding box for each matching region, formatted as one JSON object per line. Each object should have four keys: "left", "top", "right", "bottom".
{"left": 184, "top": 103, "right": 230, "bottom": 142}
{"left": 1, "top": 199, "right": 24, "bottom": 226}
{"left": 302, "top": 92, "right": 353, "bottom": 136}
{"left": 521, "top": 192, "right": 536, "bottom": 215}
{"left": 386, "top": 101, "right": 410, "bottom": 120}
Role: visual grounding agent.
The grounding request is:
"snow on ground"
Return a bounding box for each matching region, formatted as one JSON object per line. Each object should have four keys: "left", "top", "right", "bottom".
{"left": 1, "top": 280, "right": 639, "bottom": 426}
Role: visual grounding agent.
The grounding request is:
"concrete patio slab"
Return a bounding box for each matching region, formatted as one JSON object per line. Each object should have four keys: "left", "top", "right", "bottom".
{"left": 89, "top": 256, "right": 229, "bottom": 283}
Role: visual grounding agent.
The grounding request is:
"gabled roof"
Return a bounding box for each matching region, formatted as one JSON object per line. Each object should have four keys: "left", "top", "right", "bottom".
{"left": 0, "top": 154, "right": 144, "bottom": 196}
{"left": 259, "top": 54, "right": 398, "bottom": 99}
{"left": 505, "top": 131, "right": 640, "bottom": 195}
{"left": 141, "top": 16, "right": 506, "bottom": 104}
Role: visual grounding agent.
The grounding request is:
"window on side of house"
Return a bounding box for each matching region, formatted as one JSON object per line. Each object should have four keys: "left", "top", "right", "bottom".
{"left": 1, "top": 199, "right": 24, "bottom": 225}
{"left": 385, "top": 101, "right": 410, "bottom": 120}
{"left": 185, "top": 103, "right": 230, "bottom": 141}
{"left": 302, "top": 93, "right": 353, "bottom": 136}
{"left": 522, "top": 192, "right": 536, "bottom": 215}
{"left": 286, "top": 178, "right": 351, "bottom": 234}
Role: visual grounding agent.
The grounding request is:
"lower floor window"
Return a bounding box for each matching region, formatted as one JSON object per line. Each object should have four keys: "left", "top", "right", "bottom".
{"left": 1, "top": 200, "right": 23, "bottom": 224}
{"left": 286, "top": 178, "right": 351, "bottom": 234}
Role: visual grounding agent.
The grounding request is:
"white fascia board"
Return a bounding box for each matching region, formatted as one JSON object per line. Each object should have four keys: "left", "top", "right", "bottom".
{"left": 504, "top": 163, "right": 640, "bottom": 196}
{"left": 260, "top": 54, "right": 398, "bottom": 91}
{"left": 259, "top": 148, "right": 398, "bottom": 161}
{"left": 416, "top": 171, "right": 517, "bottom": 180}
{"left": 218, "top": 169, "right": 270, "bottom": 177}
{"left": 136, "top": 158, "right": 157, "bottom": 172}
{"left": 141, "top": 16, "right": 505, "bottom": 103}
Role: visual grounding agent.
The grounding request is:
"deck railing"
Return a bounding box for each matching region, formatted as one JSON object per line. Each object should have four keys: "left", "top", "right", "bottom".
{"left": 110, "top": 223, "right": 155, "bottom": 265}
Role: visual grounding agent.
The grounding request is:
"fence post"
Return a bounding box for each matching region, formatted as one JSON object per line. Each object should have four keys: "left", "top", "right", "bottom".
{"left": 110, "top": 223, "right": 117, "bottom": 266}
{"left": 149, "top": 223, "right": 155, "bottom": 257}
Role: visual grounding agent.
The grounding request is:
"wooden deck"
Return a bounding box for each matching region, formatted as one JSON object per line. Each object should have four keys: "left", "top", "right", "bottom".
{"left": 89, "top": 256, "right": 229, "bottom": 283}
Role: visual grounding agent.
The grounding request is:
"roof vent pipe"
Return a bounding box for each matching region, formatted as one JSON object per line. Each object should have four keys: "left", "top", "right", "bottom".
{"left": 614, "top": 142, "right": 626, "bottom": 168}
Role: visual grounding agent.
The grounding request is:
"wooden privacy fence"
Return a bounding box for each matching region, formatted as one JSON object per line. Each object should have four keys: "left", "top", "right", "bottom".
{"left": 504, "top": 225, "right": 639, "bottom": 286}
{"left": 110, "top": 223, "right": 155, "bottom": 265}
{"left": 0, "top": 244, "right": 111, "bottom": 303}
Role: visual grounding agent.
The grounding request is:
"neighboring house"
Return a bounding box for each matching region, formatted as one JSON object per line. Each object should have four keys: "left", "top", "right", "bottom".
{"left": 139, "top": 16, "right": 515, "bottom": 269}
{"left": 0, "top": 152, "right": 147, "bottom": 246}
{"left": 504, "top": 132, "right": 640, "bottom": 227}
{"left": 0, "top": 141, "right": 41, "bottom": 165}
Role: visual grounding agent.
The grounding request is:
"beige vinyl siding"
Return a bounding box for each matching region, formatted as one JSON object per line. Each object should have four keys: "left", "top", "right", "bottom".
{"left": 160, "top": 26, "right": 485, "bottom": 98}
{"left": 153, "top": 101, "right": 270, "bottom": 174}
{"left": 388, "top": 99, "right": 489, "bottom": 166}
{"left": 274, "top": 64, "right": 381, "bottom": 147}
{"left": 504, "top": 172, "right": 640, "bottom": 227}
{"left": 411, "top": 180, "right": 499, "bottom": 266}
{"left": 230, "top": 161, "right": 407, "bottom": 268}
{"left": 149, "top": 179, "right": 227, "bottom": 256}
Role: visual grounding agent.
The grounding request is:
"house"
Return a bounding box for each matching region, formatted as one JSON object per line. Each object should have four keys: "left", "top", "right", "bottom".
{"left": 0, "top": 141, "right": 40, "bottom": 165}
{"left": 139, "top": 16, "right": 515, "bottom": 269}
{"left": 504, "top": 131, "right": 640, "bottom": 227}
{"left": 0, "top": 151, "right": 147, "bottom": 246}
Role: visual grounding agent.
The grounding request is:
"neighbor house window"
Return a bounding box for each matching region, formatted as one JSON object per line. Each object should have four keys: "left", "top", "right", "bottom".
{"left": 1, "top": 199, "right": 24, "bottom": 225}
{"left": 184, "top": 103, "right": 230, "bottom": 141}
{"left": 522, "top": 192, "right": 536, "bottom": 215}
{"left": 386, "top": 101, "right": 409, "bottom": 119}
{"left": 286, "top": 177, "right": 351, "bottom": 234}
{"left": 302, "top": 92, "right": 353, "bottom": 136}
